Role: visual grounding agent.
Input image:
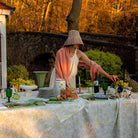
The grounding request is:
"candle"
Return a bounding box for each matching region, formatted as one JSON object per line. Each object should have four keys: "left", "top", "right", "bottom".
{"left": 79, "top": 76, "right": 81, "bottom": 93}
{"left": 79, "top": 76, "right": 81, "bottom": 85}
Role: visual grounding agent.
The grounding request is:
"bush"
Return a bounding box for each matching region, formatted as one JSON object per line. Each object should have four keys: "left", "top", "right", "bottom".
{"left": 7, "top": 65, "right": 29, "bottom": 87}
{"left": 77, "top": 49, "right": 123, "bottom": 85}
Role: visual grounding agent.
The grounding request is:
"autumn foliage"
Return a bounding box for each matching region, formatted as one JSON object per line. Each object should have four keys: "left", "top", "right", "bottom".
{"left": 3, "top": 0, "right": 137, "bottom": 37}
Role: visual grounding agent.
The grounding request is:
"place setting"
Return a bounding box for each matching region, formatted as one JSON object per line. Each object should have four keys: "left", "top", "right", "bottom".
{"left": 1, "top": 76, "right": 134, "bottom": 109}
{"left": 1, "top": 86, "right": 49, "bottom": 109}
{"left": 78, "top": 80, "right": 129, "bottom": 101}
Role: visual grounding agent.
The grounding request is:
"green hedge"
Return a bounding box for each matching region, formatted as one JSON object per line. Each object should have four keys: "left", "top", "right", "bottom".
{"left": 7, "top": 65, "right": 29, "bottom": 87}
{"left": 77, "top": 49, "right": 123, "bottom": 85}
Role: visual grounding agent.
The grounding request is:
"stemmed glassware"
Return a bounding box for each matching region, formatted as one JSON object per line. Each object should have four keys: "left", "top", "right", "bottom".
{"left": 6, "top": 88, "right": 12, "bottom": 103}
{"left": 102, "top": 82, "right": 108, "bottom": 95}
{"left": 86, "top": 80, "right": 97, "bottom": 94}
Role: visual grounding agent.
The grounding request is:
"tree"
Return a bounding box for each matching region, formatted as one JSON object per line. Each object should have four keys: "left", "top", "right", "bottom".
{"left": 4, "top": 0, "right": 137, "bottom": 36}
{"left": 66, "top": 0, "right": 82, "bottom": 31}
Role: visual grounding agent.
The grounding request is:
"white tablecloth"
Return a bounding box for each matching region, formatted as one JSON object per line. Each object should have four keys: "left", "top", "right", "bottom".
{"left": 0, "top": 91, "right": 137, "bottom": 138}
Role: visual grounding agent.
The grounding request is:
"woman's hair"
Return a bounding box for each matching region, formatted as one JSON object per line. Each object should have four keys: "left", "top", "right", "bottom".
{"left": 63, "top": 45, "right": 73, "bottom": 47}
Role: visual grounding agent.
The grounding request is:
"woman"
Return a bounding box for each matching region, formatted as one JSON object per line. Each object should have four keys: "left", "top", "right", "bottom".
{"left": 50, "top": 30, "right": 119, "bottom": 89}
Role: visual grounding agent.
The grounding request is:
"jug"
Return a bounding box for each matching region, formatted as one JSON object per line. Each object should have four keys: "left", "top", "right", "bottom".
{"left": 55, "top": 79, "right": 65, "bottom": 95}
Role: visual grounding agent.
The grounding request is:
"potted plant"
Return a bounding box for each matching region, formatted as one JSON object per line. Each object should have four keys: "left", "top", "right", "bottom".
{"left": 20, "top": 79, "right": 38, "bottom": 97}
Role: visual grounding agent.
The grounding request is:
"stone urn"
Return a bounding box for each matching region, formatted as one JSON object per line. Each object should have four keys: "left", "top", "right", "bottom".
{"left": 20, "top": 85, "right": 38, "bottom": 97}
{"left": 33, "top": 71, "right": 49, "bottom": 88}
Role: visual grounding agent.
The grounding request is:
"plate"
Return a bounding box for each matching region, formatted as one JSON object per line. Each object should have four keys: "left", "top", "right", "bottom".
{"left": 93, "top": 94, "right": 109, "bottom": 99}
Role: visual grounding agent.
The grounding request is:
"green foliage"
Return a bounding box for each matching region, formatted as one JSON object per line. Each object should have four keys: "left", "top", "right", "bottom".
{"left": 77, "top": 49, "right": 123, "bottom": 85}
{"left": 86, "top": 49, "right": 122, "bottom": 75}
{"left": 7, "top": 65, "right": 29, "bottom": 87}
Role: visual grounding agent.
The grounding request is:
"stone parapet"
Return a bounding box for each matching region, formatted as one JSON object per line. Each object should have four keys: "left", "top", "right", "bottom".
{"left": 2, "top": 31, "right": 136, "bottom": 82}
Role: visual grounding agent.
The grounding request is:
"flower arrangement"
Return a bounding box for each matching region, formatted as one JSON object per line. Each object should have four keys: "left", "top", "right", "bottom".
{"left": 10, "top": 78, "right": 25, "bottom": 92}
{"left": 10, "top": 78, "right": 35, "bottom": 92}
{"left": 110, "top": 80, "right": 129, "bottom": 89}
{"left": 22, "top": 80, "right": 35, "bottom": 86}
{"left": 19, "top": 80, "right": 37, "bottom": 96}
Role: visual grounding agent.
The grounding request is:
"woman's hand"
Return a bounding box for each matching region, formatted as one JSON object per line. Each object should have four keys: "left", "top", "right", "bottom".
{"left": 108, "top": 75, "right": 120, "bottom": 82}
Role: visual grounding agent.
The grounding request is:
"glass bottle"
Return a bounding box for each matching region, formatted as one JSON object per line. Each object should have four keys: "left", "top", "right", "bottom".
{"left": 94, "top": 77, "right": 99, "bottom": 93}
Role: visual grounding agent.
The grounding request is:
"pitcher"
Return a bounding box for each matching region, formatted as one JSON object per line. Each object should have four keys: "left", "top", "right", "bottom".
{"left": 55, "top": 79, "right": 65, "bottom": 95}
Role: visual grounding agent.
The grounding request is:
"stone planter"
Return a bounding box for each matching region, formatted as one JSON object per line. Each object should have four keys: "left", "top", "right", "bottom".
{"left": 33, "top": 71, "right": 49, "bottom": 88}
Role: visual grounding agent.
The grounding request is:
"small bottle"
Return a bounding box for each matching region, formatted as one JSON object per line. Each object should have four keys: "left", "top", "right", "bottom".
{"left": 94, "top": 78, "right": 99, "bottom": 93}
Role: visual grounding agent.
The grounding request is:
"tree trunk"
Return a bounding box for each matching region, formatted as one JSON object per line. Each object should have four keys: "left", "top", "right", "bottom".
{"left": 39, "top": 0, "right": 52, "bottom": 31}
{"left": 66, "top": 0, "right": 82, "bottom": 31}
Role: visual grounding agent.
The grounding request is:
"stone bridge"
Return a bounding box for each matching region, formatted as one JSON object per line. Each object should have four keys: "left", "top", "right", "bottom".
{"left": 4, "top": 31, "right": 137, "bottom": 82}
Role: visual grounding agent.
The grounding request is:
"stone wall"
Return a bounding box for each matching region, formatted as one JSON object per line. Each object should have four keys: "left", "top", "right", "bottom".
{"left": 6, "top": 32, "right": 67, "bottom": 82}
{"left": 4, "top": 31, "right": 136, "bottom": 82}
{"left": 135, "top": 47, "right": 138, "bottom": 74}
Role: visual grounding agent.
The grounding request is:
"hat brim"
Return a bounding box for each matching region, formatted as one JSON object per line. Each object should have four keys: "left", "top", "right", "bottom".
{"left": 64, "top": 36, "right": 84, "bottom": 46}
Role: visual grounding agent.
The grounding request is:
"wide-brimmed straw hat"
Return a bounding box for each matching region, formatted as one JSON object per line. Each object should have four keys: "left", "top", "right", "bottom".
{"left": 64, "top": 30, "right": 84, "bottom": 46}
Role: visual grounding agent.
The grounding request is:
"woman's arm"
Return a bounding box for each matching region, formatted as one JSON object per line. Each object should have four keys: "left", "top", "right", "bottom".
{"left": 78, "top": 50, "right": 119, "bottom": 82}
{"left": 78, "top": 50, "right": 91, "bottom": 66}
{"left": 98, "top": 67, "right": 119, "bottom": 82}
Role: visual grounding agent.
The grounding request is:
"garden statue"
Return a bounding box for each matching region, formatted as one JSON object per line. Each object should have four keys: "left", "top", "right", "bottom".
{"left": 10, "top": 85, "right": 20, "bottom": 100}
{"left": 10, "top": 85, "right": 17, "bottom": 96}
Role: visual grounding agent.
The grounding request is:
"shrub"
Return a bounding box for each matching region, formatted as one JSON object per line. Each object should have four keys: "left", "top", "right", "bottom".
{"left": 77, "top": 49, "right": 123, "bottom": 85}
{"left": 7, "top": 65, "right": 29, "bottom": 87}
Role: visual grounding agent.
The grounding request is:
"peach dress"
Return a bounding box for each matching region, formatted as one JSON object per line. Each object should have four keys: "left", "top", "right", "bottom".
{"left": 49, "top": 49, "right": 79, "bottom": 88}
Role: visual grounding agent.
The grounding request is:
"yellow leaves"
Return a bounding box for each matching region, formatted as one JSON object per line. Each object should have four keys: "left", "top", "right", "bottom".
{"left": 10, "top": 78, "right": 35, "bottom": 91}
{"left": 4, "top": 0, "right": 137, "bottom": 35}
{"left": 111, "top": 80, "right": 130, "bottom": 89}
{"left": 10, "top": 78, "right": 25, "bottom": 91}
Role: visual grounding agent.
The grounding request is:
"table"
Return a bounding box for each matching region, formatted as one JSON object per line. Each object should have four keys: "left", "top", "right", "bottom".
{"left": 0, "top": 91, "right": 137, "bottom": 138}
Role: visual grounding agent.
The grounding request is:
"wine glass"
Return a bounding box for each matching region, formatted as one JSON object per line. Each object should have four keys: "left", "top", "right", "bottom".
{"left": 6, "top": 88, "right": 12, "bottom": 102}
{"left": 102, "top": 82, "right": 108, "bottom": 95}
{"left": 86, "top": 80, "right": 97, "bottom": 94}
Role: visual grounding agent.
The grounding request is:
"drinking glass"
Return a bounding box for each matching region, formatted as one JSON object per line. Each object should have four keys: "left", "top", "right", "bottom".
{"left": 102, "top": 82, "right": 108, "bottom": 95}
{"left": 6, "top": 88, "right": 12, "bottom": 102}
{"left": 86, "top": 80, "right": 97, "bottom": 94}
